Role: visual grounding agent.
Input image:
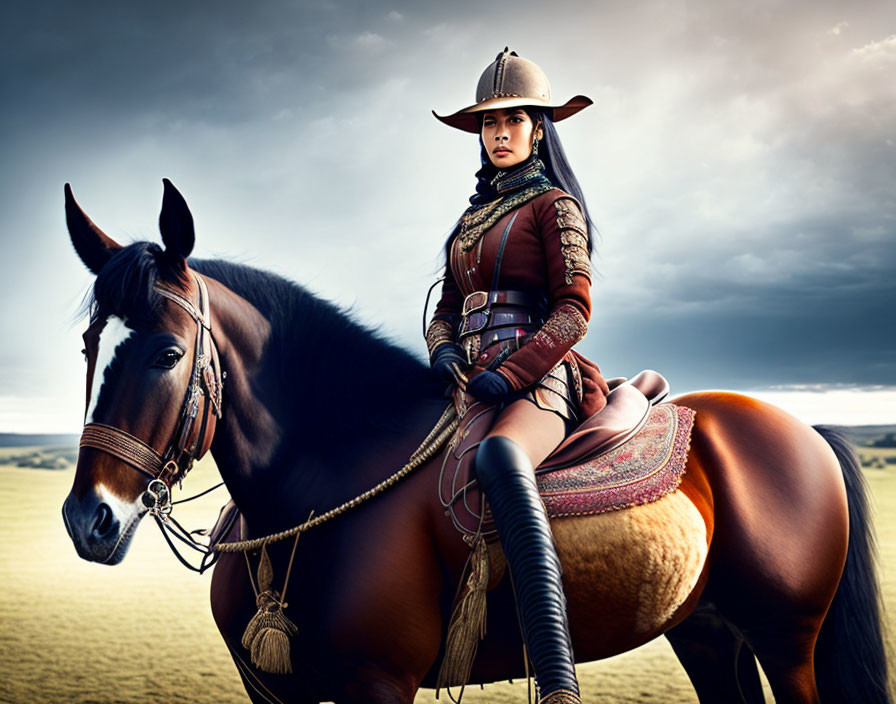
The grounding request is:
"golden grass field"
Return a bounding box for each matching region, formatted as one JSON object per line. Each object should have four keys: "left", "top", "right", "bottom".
{"left": 1, "top": 444, "right": 894, "bottom": 703}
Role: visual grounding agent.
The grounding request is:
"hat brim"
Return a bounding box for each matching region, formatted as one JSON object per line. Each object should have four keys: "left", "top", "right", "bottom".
{"left": 432, "top": 94, "right": 593, "bottom": 133}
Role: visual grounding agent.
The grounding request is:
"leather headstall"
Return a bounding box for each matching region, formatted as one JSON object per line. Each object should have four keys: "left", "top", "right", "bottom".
{"left": 79, "top": 272, "right": 225, "bottom": 491}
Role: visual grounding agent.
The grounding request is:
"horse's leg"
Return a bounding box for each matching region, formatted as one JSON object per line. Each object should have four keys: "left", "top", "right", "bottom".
{"left": 225, "top": 641, "right": 320, "bottom": 704}
{"left": 211, "top": 551, "right": 322, "bottom": 704}
{"left": 337, "top": 670, "right": 417, "bottom": 704}
{"left": 665, "top": 606, "right": 764, "bottom": 704}
{"left": 749, "top": 629, "right": 820, "bottom": 704}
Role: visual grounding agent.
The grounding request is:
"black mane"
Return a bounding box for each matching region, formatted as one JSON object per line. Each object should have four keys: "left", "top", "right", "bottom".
{"left": 84, "top": 242, "right": 442, "bottom": 450}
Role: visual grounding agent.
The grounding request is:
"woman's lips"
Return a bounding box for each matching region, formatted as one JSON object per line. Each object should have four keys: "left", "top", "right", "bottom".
{"left": 493, "top": 148, "right": 511, "bottom": 155}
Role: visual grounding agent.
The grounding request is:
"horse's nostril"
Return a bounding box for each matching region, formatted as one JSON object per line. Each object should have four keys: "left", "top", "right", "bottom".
{"left": 91, "top": 503, "right": 115, "bottom": 539}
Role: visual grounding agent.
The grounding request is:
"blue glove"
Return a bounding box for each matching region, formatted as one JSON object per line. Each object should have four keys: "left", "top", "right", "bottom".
{"left": 431, "top": 343, "right": 468, "bottom": 387}
{"left": 467, "top": 370, "right": 513, "bottom": 404}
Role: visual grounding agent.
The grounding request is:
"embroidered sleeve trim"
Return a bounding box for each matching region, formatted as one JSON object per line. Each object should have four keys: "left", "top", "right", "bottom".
{"left": 554, "top": 198, "right": 592, "bottom": 285}
{"left": 530, "top": 304, "right": 588, "bottom": 352}
{"left": 426, "top": 319, "right": 455, "bottom": 358}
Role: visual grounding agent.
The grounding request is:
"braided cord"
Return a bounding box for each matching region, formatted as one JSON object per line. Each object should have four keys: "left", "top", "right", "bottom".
{"left": 215, "top": 408, "right": 458, "bottom": 553}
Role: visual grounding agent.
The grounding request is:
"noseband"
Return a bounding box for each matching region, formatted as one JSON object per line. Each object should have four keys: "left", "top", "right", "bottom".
{"left": 79, "top": 272, "right": 225, "bottom": 494}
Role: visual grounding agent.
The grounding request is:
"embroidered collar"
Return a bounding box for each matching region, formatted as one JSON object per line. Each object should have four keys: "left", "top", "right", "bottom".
{"left": 456, "top": 156, "right": 554, "bottom": 251}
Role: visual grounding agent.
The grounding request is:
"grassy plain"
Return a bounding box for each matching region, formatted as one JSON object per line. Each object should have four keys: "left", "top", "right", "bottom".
{"left": 1, "top": 445, "right": 893, "bottom": 703}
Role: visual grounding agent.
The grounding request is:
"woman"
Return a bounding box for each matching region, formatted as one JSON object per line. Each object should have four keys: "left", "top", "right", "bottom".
{"left": 426, "top": 48, "right": 610, "bottom": 704}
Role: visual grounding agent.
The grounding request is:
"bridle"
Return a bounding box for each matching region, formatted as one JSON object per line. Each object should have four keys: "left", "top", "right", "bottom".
{"left": 78, "top": 271, "right": 228, "bottom": 571}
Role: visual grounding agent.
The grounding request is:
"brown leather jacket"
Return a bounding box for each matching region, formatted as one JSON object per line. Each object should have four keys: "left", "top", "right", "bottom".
{"left": 426, "top": 188, "right": 609, "bottom": 418}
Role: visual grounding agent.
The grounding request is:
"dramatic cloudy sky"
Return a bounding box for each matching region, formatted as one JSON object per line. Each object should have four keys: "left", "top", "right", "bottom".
{"left": 1, "top": 0, "right": 894, "bottom": 431}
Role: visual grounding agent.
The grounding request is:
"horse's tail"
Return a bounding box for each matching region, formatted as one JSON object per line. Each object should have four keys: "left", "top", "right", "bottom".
{"left": 812, "top": 424, "right": 892, "bottom": 704}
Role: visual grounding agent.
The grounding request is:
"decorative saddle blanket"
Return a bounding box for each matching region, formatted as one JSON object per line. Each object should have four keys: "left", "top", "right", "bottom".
{"left": 536, "top": 403, "right": 695, "bottom": 517}
{"left": 438, "top": 379, "right": 696, "bottom": 537}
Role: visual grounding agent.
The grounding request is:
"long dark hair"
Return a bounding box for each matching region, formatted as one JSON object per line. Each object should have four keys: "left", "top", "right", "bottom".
{"left": 445, "top": 107, "right": 598, "bottom": 259}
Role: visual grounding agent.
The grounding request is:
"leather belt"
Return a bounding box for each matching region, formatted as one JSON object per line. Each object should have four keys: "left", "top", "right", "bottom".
{"left": 459, "top": 290, "right": 546, "bottom": 338}
{"left": 461, "top": 290, "right": 545, "bottom": 317}
{"left": 458, "top": 289, "right": 546, "bottom": 365}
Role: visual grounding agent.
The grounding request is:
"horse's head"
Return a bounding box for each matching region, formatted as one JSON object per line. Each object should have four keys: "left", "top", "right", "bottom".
{"left": 61, "top": 180, "right": 223, "bottom": 565}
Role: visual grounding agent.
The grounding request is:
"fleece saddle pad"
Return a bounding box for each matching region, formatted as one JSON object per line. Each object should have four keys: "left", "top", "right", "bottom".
{"left": 440, "top": 401, "right": 696, "bottom": 536}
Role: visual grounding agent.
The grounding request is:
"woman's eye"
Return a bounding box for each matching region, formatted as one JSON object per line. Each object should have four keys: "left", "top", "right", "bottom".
{"left": 154, "top": 349, "right": 183, "bottom": 370}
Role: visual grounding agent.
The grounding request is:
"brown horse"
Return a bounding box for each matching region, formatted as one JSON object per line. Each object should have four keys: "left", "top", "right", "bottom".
{"left": 61, "top": 181, "right": 891, "bottom": 704}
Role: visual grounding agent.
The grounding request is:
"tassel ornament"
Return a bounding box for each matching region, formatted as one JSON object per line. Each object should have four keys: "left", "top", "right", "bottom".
{"left": 436, "top": 535, "right": 490, "bottom": 692}
{"left": 241, "top": 536, "right": 303, "bottom": 674}
{"left": 241, "top": 589, "right": 298, "bottom": 674}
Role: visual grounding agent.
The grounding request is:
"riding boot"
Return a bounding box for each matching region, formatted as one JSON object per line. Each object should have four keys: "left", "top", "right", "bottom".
{"left": 475, "top": 435, "right": 582, "bottom": 704}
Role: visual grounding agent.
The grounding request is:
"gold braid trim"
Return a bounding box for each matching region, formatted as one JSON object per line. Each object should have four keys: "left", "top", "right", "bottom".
{"left": 554, "top": 198, "right": 591, "bottom": 285}
{"left": 457, "top": 183, "right": 555, "bottom": 251}
{"left": 530, "top": 304, "right": 588, "bottom": 352}
{"left": 426, "top": 319, "right": 455, "bottom": 358}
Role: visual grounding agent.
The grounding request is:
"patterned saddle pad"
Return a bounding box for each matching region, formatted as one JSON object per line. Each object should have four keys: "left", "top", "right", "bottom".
{"left": 537, "top": 403, "right": 695, "bottom": 517}
{"left": 439, "top": 401, "right": 696, "bottom": 536}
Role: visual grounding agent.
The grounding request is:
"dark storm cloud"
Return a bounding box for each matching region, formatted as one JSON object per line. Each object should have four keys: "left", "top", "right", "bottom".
{"left": 1, "top": 0, "right": 895, "bottom": 429}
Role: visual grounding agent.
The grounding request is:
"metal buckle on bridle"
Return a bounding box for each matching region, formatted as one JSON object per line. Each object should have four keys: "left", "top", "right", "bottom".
{"left": 141, "top": 478, "right": 172, "bottom": 516}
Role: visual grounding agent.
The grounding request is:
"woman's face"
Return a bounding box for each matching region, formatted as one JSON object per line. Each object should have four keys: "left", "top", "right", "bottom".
{"left": 480, "top": 108, "right": 541, "bottom": 168}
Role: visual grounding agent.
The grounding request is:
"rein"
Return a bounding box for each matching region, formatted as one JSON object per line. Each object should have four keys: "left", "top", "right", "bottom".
{"left": 214, "top": 403, "right": 458, "bottom": 553}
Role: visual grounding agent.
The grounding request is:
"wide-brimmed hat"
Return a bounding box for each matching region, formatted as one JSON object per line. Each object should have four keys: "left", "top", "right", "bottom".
{"left": 433, "top": 47, "right": 593, "bottom": 134}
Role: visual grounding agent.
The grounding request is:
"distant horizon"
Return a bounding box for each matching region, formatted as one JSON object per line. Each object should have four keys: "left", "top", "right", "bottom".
{"left": 2, "top": 383, "right": 893, "bottom": 435}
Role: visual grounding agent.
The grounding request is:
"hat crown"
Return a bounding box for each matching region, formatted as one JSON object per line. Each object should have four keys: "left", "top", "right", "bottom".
{"left": 474, "top": 47, "right": 551, "bottom": 105}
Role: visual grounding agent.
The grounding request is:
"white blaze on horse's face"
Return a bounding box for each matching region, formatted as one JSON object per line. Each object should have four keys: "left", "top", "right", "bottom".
{"left": 85, "top": 315, "right": 135, "bottom": 424}
{"left": 94, "top": 482, "right": 143, "bottom": 564}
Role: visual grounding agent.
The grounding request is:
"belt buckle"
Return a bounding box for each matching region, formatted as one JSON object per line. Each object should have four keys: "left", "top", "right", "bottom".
{"left": 460, "top": 291, "right": 490, "bottom": 337}
{"left": 462, "top": 291, "right": 488, "bottom": 316}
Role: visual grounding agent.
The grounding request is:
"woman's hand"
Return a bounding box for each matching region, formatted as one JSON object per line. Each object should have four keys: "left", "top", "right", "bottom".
{"left": 466, "top": 369, "right": 512, "bottom": 404}
{"left": 431, "top": 343, "right": 469, "bottom": 390}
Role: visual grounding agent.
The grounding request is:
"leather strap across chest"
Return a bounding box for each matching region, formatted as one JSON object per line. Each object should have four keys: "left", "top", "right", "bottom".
{"left": 78, "top": 272, "right": 225, "bottom": 488}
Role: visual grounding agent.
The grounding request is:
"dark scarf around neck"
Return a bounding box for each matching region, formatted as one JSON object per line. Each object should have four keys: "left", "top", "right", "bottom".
{"left": 469, "top": 153, "right": 552, "bottom": 206}
{"left": 456, "top": 154, "right": 555, "bottom": 251}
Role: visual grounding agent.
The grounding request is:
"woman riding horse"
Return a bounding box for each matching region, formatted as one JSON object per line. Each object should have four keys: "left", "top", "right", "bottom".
{"left": 60, "top": 51, "right": 891, "bottom": 704}
{"left": 427, "top": 47, "right": 611, "bottom": 704}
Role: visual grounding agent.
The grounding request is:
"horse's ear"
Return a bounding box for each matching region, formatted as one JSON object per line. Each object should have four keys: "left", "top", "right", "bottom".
{"left": 159, "top": 179, "right": 195, "bottom": 264}
{"left": 65, "top": 184, "right": 123, "bottom": 275}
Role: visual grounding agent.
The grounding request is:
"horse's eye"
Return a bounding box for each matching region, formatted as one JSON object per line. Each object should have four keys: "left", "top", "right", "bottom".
{"left": 154, "top": 349, "right": 183, "bottom": 370}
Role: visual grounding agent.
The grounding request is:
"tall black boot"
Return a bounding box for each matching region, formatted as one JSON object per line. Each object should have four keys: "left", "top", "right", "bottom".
{"left": 475, "top": 435, "right": 581, "bottom": 704}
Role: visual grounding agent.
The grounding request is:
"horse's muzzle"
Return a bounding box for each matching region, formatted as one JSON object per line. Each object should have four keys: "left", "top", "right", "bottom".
{"left": 61, "top": 489, "right": 142, "bottom": 565}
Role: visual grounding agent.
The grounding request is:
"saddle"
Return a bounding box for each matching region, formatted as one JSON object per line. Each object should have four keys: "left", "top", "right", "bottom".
{"left": 438, "top": 369, "right": 677, "bottom": 536}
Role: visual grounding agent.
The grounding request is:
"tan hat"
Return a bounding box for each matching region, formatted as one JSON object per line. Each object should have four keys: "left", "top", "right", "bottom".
{"left": 433, "top": 47, "right": 593, "bottom": 133}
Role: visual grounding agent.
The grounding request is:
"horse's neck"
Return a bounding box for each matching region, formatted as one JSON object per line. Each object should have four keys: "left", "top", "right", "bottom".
{"left": 204, "top": 278, "right": 440, "bottom": 535}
